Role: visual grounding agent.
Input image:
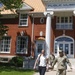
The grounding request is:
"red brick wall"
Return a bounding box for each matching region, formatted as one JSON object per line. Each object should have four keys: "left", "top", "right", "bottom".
{"left": 0, "top": 15, "right": 75, "bottom": 57}
{"left": 51, "top": 16, "right": 75, "bottom": 57}
{"left": 34, "top": 18, "right": 46, "bottom": 40}
{"left": 0, "top": 16, "right": 32, "bottom": 56}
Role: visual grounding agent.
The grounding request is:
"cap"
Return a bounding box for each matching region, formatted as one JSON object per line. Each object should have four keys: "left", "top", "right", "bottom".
{"left": 59, "top": 50, "right": 63, "bottom": 52}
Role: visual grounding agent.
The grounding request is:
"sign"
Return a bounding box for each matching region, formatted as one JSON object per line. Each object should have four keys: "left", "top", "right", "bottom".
{"left": 47, "top": 3, "right": 75, "bottom": 9}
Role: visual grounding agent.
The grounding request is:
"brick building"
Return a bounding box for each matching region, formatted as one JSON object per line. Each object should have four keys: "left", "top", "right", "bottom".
{"left": 0, "top": 0, "right": 75, "bottom": 63}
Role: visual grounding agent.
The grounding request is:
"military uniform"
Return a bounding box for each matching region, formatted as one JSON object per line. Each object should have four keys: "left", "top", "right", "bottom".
{"left": 49, "top": 54, "right": 55, "bottom": 66}
{"left": 52, "top": 55, "right": 72, "bottom": 75}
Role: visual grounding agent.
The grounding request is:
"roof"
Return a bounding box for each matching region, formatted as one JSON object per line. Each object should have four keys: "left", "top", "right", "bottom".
{"left": 23, "top": 0, "right": 45, "bottom": 13}
{"left": 0, "top": 0, "right": 45, "bottom": 14}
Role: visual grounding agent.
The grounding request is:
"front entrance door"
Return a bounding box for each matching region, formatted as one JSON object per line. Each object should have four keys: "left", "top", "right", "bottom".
{"left": 54, "top": 36, "right": 74, "bottom": 58}
{"left": 58, "top": 42, "right": 70, "bottom": 57}
{"left": 35, "top": 40, "right": 45, "bottom": 57}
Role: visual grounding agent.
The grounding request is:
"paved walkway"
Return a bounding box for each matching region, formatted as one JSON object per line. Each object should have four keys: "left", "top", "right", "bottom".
{"left": 33, "top": 59, "right": 75, "bottom": 75}
{"left": 33, "top": 69, "right": 75, "bottom": 75}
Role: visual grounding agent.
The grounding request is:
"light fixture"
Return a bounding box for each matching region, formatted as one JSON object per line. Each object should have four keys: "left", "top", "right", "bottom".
{"left": 20, "top": 31, "right": 24, "bottom": 36}
{"left": 50, "top": 11, "right": 54, "bottom": 15}
{"left": 4, "top": 31, "right": 8, "bottom": 36}
{"left": 40, "top": 31, "right": 43, "bottom": 36}
{"left": 73, "top": 10, "right": 75, "bottom": 15}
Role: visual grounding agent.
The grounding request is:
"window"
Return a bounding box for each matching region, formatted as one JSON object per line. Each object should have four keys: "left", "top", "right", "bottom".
{"left": 0, "top": 36, "right": 11, "bottom": 53}
{"left": 61, "top": 17, "right": 64, "bottom": 23}
{"left": 71, "top": 43, "right": 73, "bottom": 54}
{"left": 37, "top": 44, "right": 43, "bottom": 53}
{"left": 55, "top": 43, "right": 57, "bottom": 53}
{"left": 16, "top": 36, "right": 28, "bottom": 54}
{"left": 19, "top": 14, "right": 28, "bottom": 26}
{"left": 56, "top": 16, "right": 72, "bottom": 23}
{"left": 56, "top": 16, "right": 73, "bottom": 29}
{"left": 40, "top": 18, "right": 44, "bottom": 23}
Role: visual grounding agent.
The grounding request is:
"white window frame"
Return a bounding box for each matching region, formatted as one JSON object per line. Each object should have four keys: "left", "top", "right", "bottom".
{"left": 0, "top": 36, "right": 11, "bottom": 53}
{"left": 19, "top": 13, "right": 28, "bottom": 26}
{"left": 16, "top": 36, "right": 28, "bottom": 54}
{"left": 56, "top": 16, "right": 73, "bottom": 29}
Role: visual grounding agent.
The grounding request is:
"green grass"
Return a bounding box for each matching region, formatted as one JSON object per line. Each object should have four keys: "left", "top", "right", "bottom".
{"left": 0, "top": 66, "right": 34, "bottom": 75}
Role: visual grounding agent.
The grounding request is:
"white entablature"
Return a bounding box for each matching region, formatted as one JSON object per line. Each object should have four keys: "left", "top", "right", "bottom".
{"left": 42, "top": 0, "right": 75, "bottom": 12}
{"left": 42, "top": 0, "right": 75, "bottom": 4}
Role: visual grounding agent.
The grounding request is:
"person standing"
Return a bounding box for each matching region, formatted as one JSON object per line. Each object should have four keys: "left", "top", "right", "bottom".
{"left": 63, "top": 51, "right": 68, "bottom": 70}
{"left": 49, "top": 53, "right": 55, "bottom": 66}
{"left": 51, "top": 50, "right": 72, "bottom": 75}
{"left": 33, "top": 50, "right": 48, "bottom": 75}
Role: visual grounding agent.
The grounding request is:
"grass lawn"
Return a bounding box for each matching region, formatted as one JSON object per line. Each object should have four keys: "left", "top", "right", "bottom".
{"left": 0, "top": 66, "right": 35, "bottom": 75}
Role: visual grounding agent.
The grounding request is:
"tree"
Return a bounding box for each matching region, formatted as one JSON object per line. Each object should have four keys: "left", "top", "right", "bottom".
{"left": 0, "top": 0, "right": 23, "bottom": 39}
{"left": 0, "top": 22, "right": 8, "bottom": 39}
{"left": 0, "top": 0, "right": 23, "bottom": 10}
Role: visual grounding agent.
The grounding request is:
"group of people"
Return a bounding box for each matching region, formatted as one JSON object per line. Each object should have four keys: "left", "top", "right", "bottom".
{"left": 33, "top": 49, "right": 72, "bottom": 75}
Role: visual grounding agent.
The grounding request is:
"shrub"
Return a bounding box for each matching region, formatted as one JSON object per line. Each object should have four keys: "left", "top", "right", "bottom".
{"left": 9, "top": 56, "right": 23, "bottom": 67}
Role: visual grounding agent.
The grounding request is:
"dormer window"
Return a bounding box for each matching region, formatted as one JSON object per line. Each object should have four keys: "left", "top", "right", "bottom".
{"left": 19, "top": 14, "right": 28, "bottom": 26}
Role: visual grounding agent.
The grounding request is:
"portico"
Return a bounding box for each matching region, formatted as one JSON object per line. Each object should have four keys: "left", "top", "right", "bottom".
{"left": 42, "top": 0, "right": 75, "bottom": 58}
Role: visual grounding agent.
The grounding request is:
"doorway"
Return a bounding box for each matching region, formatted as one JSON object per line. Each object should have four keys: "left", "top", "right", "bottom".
{"left": 54, "top": 36, "right": 74, "bottom": 58}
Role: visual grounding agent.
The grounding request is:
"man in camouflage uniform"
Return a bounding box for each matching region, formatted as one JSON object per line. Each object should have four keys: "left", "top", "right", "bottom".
{"left": 51, "top": 50, "right": 72, "bottom": 75}
{"left": 49, "top": 53, "right": 55, "bottom": 66}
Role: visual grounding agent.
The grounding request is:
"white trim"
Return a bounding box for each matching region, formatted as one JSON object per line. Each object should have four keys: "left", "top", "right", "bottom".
{"left": 40, "top": 17, "right": 45, "bottom": 23}
{"left": 0, "top": 55, "right": 15, "bottom": 58}
{"left": 31, "top": 14, "right": 34, "bottom": 56}
{"left": 16, "top": 36, "right": 28, "bottom": 54}
{"left": 19, "top": 3, "right": 33, "bottom": 10}
{"left": 0, "top": 36, "right": 11, "bottom": 53}
{"left": 46, "top": 2, "right": 75, "bottom": 11}
{"left": 31, "top": 14, "right": 34, "bottom": 42}
{"left": 44, "top": 11, "right": 54, "bottom": 16}
{"left": 42, "top": 0, "right": 75, "bottom": 3}
{"left": 47, "top": 8, "right": 75, "bottom": 11}
{"left": 19, "top": 13, "right": 28, "bottom": 26}
{"left": 0, "top": 52, "right": 10, "bottom": 53}
{"left": 55, "top": 35, "right": 74, "bottom": 41}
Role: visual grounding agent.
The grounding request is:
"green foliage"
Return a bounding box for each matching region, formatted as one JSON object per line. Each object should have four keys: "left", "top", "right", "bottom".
{"left": 0, "top": 66, "right": 34, "bottom": 75}
{"left": 0, "top": 0, "right": 23, "bottom": 38}
{"left": 9, "top": 56, "right": 23, "bottom": 67}
{"left": 0, "top": 22, "right": 8, "bottom": 39}
{"left": 0, "top": 0, "right": 23, "bottom": 9}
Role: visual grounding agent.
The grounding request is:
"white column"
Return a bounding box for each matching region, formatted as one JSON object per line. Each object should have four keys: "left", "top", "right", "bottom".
{"left": 73, "top": 10, "right": 75, "bottom": 16}
{"left": 44, "top": 11, "right": 54, "bottom": 58}
{"left": 57, "top": 43, "right": 59, "bottom": 57}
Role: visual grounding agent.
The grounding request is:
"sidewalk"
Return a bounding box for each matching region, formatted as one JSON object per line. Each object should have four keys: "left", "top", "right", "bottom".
{"left": 33, "top": 69, "right": 75, "bottom": 75}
